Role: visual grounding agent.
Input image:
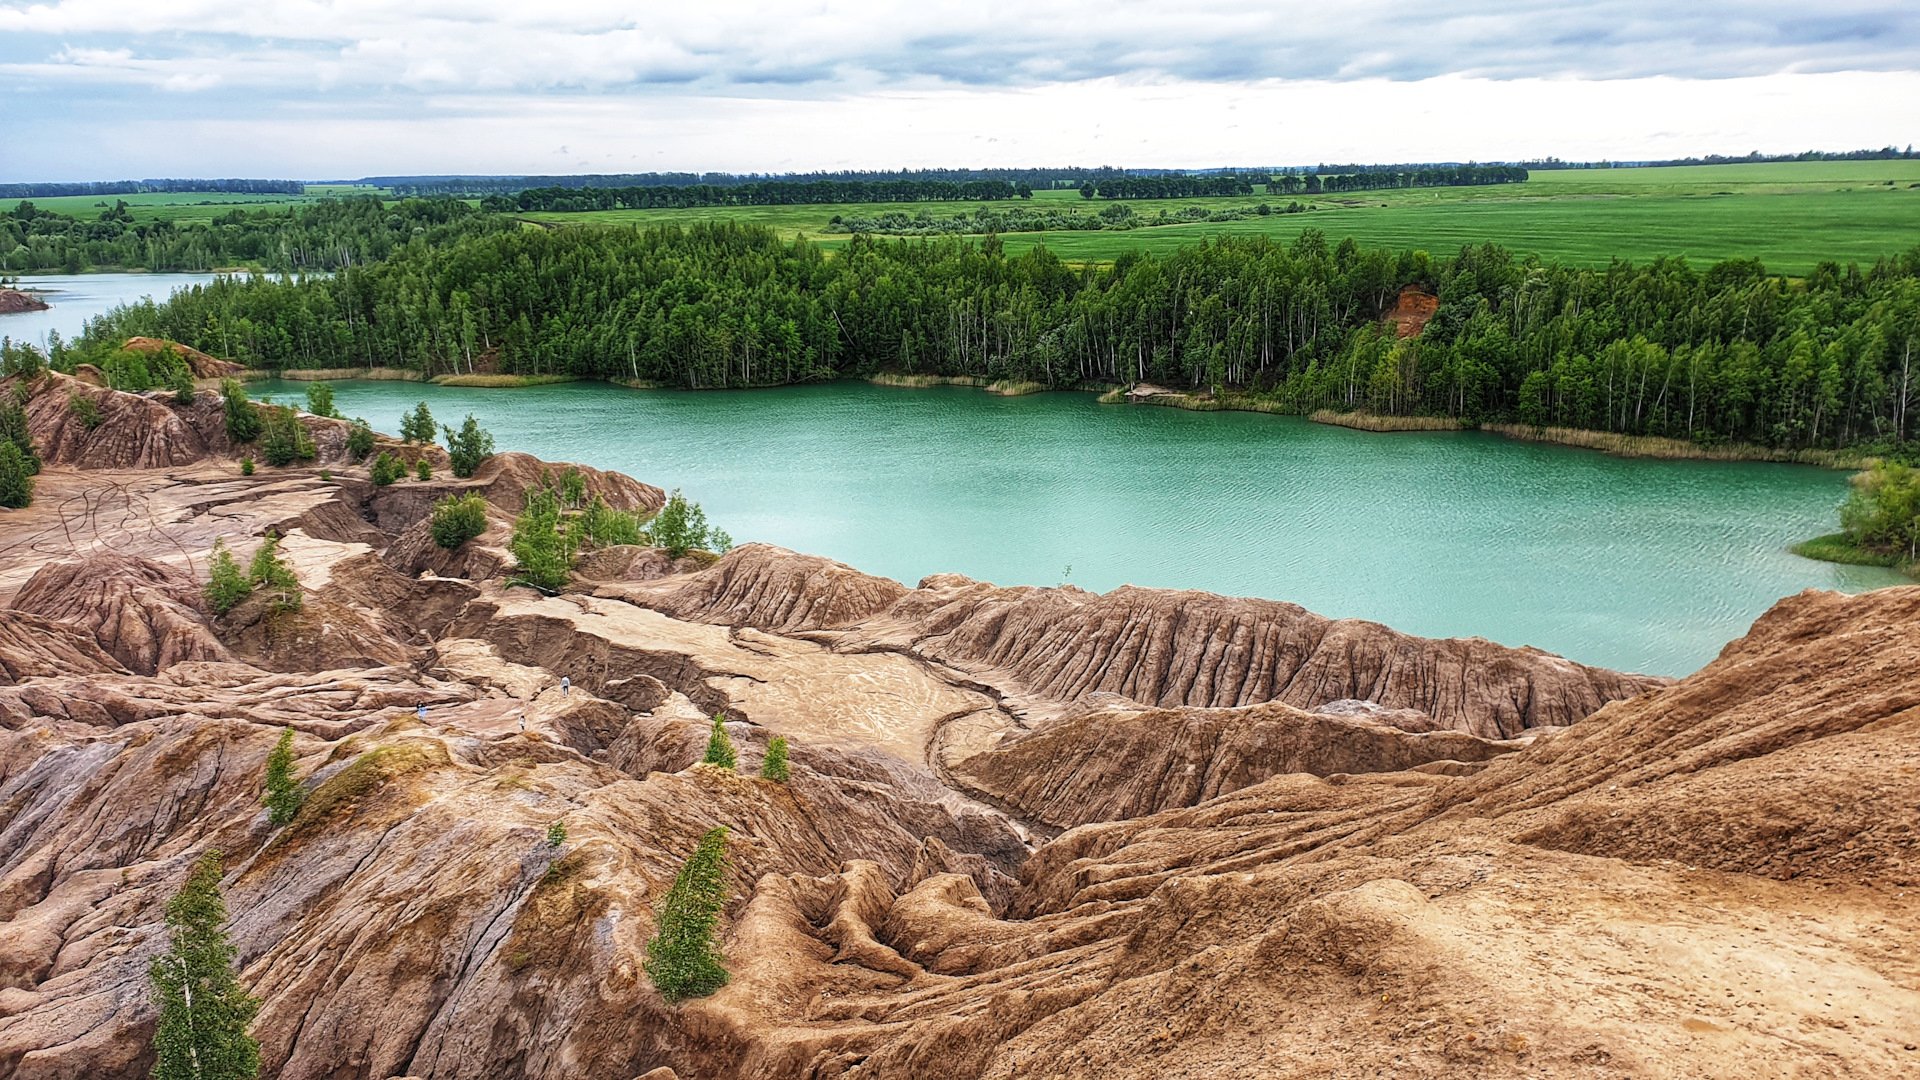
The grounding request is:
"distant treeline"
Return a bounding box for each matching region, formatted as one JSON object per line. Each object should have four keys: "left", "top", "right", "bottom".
{"left": 73, "top": 222, "right": 1920, "bottom": 452}
{"left": 1523, "top": 147, "right": 1917, "bottom": 170}
{"left": 1277, "top": 166, "right": 1530, "bottom": 193}
{"left": 484, "top": 179, "right": 1028, "bottom": 213}
{"left": 389, "top": 167, "right": 1201, "bottom": 196}
{"left": 825, "top": 202, "right": 1309, "bottom": 236}
{"left": 0, "top": 196, "right": 510, "bottom": 273}
{"left": 0, "top": 178, "right": 305, "bottom": 199}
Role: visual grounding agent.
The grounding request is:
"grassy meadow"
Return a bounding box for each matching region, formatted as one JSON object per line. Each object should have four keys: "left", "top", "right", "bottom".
{"left": 9, "top": 185, "right": 389, "bottom": 223}
{"left": 523, "top": 160, "right": 1920, "bottom": 273}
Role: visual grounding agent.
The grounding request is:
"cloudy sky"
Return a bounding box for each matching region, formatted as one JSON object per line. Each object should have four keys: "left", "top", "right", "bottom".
{"left": 2, "top": 1, "right": 1917, "bottom": 181}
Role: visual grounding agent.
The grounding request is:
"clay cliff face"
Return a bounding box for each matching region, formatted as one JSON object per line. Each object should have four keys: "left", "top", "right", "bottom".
{"left": 0, "top": 371, "right": 1913, "bottom": 1080}
{"left": 618, "top": 544, "right": 1666, "bottom": 738}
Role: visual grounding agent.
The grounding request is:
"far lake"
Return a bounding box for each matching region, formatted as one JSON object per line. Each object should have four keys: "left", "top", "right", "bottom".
{"left": 9, "top": 274, "right": 1897, "bottom": 678}
{"left": 1, "top": 272, "right": 221, "bottom": 349}
{"left": 254, "top": 377, "right": 1905, "bottom": 677}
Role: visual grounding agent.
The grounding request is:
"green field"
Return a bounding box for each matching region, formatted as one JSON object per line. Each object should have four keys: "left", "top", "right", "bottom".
{"left": 10, "top": 185, "right": 389, "bottom": 223}
{"left": 523, "top": 161, "right": 1920, "bottom": 273}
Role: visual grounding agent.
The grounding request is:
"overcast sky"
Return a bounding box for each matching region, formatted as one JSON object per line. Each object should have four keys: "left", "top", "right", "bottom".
{"left": 2, "top": 1, "right": 1917, "bottom": 181}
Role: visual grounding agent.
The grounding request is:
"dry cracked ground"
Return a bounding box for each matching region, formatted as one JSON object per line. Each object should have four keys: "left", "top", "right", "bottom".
{"left": 1, "top": 369, "right": 1916, "bottom": 1079}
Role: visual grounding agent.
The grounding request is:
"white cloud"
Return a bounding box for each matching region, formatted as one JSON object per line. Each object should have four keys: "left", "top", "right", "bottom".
{"left": 0, "top": 3, "right": 1914, "bottom": 178}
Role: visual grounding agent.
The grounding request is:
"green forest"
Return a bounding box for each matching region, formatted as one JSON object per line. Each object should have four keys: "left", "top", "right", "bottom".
{"left": 66, "top": 222, "right": 1920, "bottom": 452}
{"left": 0, "top": 197, "right": 510, "bottom": 273}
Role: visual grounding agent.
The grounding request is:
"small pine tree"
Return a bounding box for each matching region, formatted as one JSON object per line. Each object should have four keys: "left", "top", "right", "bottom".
{"left": 263, "top": 728, "right": 302, "bottom": 826}
{"left": 304, "top": 381, "right": 339, "bottom": 419}
{"left": 148, "top": 850, "right": 262, "bottom": 1080}
{"left": 221, "top": 379, "right": 260, "bottom": 443}
{"left": 644, "top": 827, "right": 731, "bottom": 1003}
{"left": 247, "top": 533, "right": 302, "bottom": 613}
{"left": 759, "top": 736, "right": 789, "bottom": 783}
{"left": 239, "top": 457, "right": 255, "bottom": 476}
{"left": 702, "top": 713, "right": 736, "bottom": 770}
{"left": 560, "top": 468, "right": 587, "bottom": 509}
{"left": 400, "top": 401, "right": 435, "bottom": 444}
{"left": 546, "top": 821, "right": 567, "bottom": 848}
{"left": 443, "top": 415, "right": 495, "bottom": 479}
{"left": 345, "top": 418, "right": 374, "bottom": 462}
{"left": 0, "top": 441, "right": 33, "bottom": 509}
{"left": 415, "top": 459, "right": 431, "bottom": 481}
{"left": 203, "top": 540, "right": 252, "bottom": 614}
{"left": 0, "top": 399, "right": 39, "bottom": 476}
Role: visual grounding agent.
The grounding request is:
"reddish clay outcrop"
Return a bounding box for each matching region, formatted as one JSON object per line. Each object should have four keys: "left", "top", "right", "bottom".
{"left": 119, "top": 338, "right": 243, "bottom": 380}
{"left": 0, "top": 289, "right": 49, "bottom": 315}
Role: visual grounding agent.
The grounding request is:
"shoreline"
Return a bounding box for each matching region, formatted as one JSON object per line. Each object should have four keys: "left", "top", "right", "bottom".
{"left": 254, "top": 367, "right": 1884, "bottom": 470}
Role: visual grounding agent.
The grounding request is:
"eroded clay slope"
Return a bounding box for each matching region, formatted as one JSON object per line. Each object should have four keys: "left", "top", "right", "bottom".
{"left": 621, "top": 545, "right": 1668, "bottom": 736}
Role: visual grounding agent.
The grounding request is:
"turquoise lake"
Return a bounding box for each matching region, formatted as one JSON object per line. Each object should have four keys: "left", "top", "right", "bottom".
{"left": 254, "top": 378, "right": 1905, "bottom": 677}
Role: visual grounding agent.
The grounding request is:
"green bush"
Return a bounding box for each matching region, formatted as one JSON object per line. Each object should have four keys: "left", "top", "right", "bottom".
{"left": 443, "top": 414, "right": 495, "bottom": 478}
{"left": 172, "top": 367, "right": 197, "bottom": 405}
{"left": 221, "top": 379, "right": 260, "bottom": 443}
{"left": 429, "top": 493, "right": 489, "bottom": 550}
{"left": 759, "top": 736, "right": 790, "bottom": 783}
{"left": 415, "top": 459, "right": 431, "bottom": 481}
{"left": 580, "top": 495, "right": 644, "bottom": 547}
{"left": 247, "top": 532, "right": 302, "bottom": 613}
{"left": 508, "top": 487, "right": 576, "bottom": 591}
{"left": 345, "top": 418, "right": 375, "bottom": 461}
{"left": 263, "top": 728, "right": 303, "bottom": 827}
{"left": 1841, "top": 461, "right": 1920, "bottom": 564}
{"left": 147, "top": 849, "right": 261, "bottom": 1080}
{"left": 68, "top": 394, "right": 103, "bottom": 430}
{"left": 304, "top": 381, "right": 339, "bottom": 418}
{"left": 259, "top": 408, "right": 316, "bottom": 467}
{"left": 644, "top": 827, "right": 731, "bottom": 1003}
{"left": 546, "top": 821, "right": 567, "bottom": 848}
{"left": 400, "top": 401, "right": 435, "bottom": 444}
{"left": 370, "top": 451, "right": 405, "bottom": 486}
{"left": 203, "top": 540, "right": 252, "bottom": 614}
{"left": 239, "top": 457, "right": 255, "bottom": 476}
{"left": 560, "top": 468, "right": 587, "bottom": 508}
{"left": 702, "top": 713, "right": 736, "bottom": 770}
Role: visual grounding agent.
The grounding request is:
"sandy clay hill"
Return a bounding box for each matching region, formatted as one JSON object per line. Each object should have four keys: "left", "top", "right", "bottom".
{"left": 0, "top": 368, "right": 1915, "bottom": 1079}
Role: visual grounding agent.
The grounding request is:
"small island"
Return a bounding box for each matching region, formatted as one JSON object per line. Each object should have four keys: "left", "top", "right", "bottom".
{"left": 0, "top": 286, "right": 51, "bottom": 314}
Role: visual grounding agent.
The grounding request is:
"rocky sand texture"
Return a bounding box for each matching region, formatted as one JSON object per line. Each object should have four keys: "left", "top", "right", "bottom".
{"left": 0, "top": 368, "right": 1915, "bottom": 1079}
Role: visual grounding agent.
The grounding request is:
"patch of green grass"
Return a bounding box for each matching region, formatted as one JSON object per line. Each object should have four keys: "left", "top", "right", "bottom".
{"left": 7, "top": 188, "right": 385, "bottom": 225}
{"left": 430, "top": 373, "right": 579, "bottom": 388}
{"left": 1791, "top": 532, "right": 1915, "bottom": 574}
{"left": 531, "top": 161, "right": 1920, "bottom": 275}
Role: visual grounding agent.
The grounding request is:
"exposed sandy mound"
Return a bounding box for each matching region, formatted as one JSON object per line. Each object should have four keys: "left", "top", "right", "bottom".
{"left": 119, "top": 337, "right": 243, "bottom": 380}
{"left": 9, "top": 373, "right": 210, "bottom": 469}
{"left": 624, "top": 548, "right": 1665, "bottom": 736}
{"left": 952, "top": 698, "right": 1525, "bottom": 829}
{"left": 11, "top": 554, "right": 230, "bottom": 675}
{"left": 0, "top": 612, "right": 128, "bottom": 686}
{"left": 634, "top": 544, "right": 909, "bottom": 631}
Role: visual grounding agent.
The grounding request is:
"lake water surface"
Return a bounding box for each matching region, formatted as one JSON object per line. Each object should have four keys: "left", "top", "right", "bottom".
{"left": 1, "top": 272, "right": 219, "bottom": 349}
{"left": 253, "top": 378, "right": 1905, "bottom": 677}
